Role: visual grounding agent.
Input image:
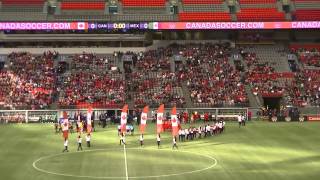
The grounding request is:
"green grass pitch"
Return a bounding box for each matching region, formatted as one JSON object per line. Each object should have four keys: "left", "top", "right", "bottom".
{"left": 0, "top": 121, "right": 319, "bottom": 180}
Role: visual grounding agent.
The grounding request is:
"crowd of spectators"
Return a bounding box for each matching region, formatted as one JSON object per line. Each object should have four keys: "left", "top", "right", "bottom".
{"left": 58, "top": 52, "right": 125, "bottom": 108}
{"left": 129, "top": 71, "right": 186, "bottom": 108}
{"left": 71, "top": 52, "right": 116, "bottom": 71}
{"left": 126, "top": 43, "right": 249, "bottom": 108}
{"left": 0, "top": 51, "right": 57, "bottom": 109}
{"left": 1, "top": 43, "right": 319, "bottom": 110}
{"left": 291, "top": 47, "right": 320, "bottom": 67}
{"left": 181, "top": 43, "right": 248, "bottom": 107}
{"left": 241, "top": 50, "right": 292, "bottom": 97}
{"left": 134, "top": 48, "right": 171, "bottom": 71}
{"left": 126, "top": 47, "right": 185, "bottom": 108}
{"left": 285, "top": 69, "right": 320, "bottom": 107}
{"left": 285, "top": 46, "right": 320, "bottom": 107}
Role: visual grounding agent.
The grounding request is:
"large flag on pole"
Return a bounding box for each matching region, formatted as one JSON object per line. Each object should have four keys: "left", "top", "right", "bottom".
{"left": 120, "top": 104, "right": 128, "bottom": 134}
{"left": 171, "top": 106, "right": 179, "bottom": 137}
{"left": 62, "top": 111, "right": 69, "bottom": 139}
{"left": 87, "top": 107, "right": 93, "bottom": 133}
{"left": 157, "top": 104, "right": 164, "bottom": 134}
{"left": 139, "top": 106, "right": 149, "bottom": 134}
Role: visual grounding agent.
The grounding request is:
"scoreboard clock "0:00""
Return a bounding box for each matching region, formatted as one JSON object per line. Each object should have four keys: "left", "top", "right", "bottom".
{"left": 113, "top": 23, "right": 126, "bottom": 29}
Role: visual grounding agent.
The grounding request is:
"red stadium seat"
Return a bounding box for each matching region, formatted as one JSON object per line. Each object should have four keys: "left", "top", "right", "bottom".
{"left": 179, "top": 12, "right": 231, "bottom": 21}
{"left": 239, "top": 0, "right": 276, "bottom": 4}
{"left": 121, "top": 0, "right": 166, "bottom": 7}
{"left": 294, "top": 10, "right": 320, "bottom": 20}
{"left": 61, "top": 2, "right": 105, "bottom": 10}
{"left": 290, "top": 44, "right": 320, "bottom": 51}
{"left": 237, "top": 8, "right": 285, "bottom": 21}
{"left": 182, "top": 0, "right": 223, "bottom": 4}
{"left": 1, "top": 0, "right": 44, "bottom": 5}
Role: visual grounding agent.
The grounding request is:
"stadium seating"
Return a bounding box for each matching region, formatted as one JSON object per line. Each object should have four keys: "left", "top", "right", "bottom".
{"left": 130, "top": 71, "right": 186, "bottom": 108}
{"left": 180, "top": 0, "right": 229, "bottom": 21}
{"left": 1, "top": 0, "right": 44, "bottom": 5}
{"left": 237, "top": 8, "right": 285, "bottom": 21}
{"left": 293, "top": 0, "right": 320, "bottom": 20}
{"left": 56, "top": 0, "right": 106, "bottom": 20}
{"left": 0, "top": 0, "right": 47, "bottom": 20}
{"left": 58, "top": 53, "right": 125, "bottom": 109}
{"left": 240, "top": 43, "right": 320, "bottom": 107}
{"left": 293, "top": 10, "right": 320, "bottom": 20}
{"left": 119, "top": 0, "right": 172, "bottom": 21}
{"left": 0, "top": 0, "right": 45, "bottom": 11}
{"left": 182, "top": 0, "right": 223, "bottom": 4}
{"left": 1, "top": 42, "right": 319, "bottom": 110}
{"left": 179, "top": 12, "right": 231, "bottom": 21}
{"left": 290, "top": 44, "right": 320, "bottom": 51}
{"left": 236, "top": 0, "right": 285, "bottom": 21}
{"left": 121, "top": 0, "right": 166, "bottom": 7}
{"left": 290, "top": 44, "right": 320, "bottom": 68}
{"left": 125, "top": 48, "right": 186, "bottom": 108}
{"left": 285, "top": 69, "right": 320, "bottom": 107}
{"left": 0, "top": 51, "right": 57, "bottom": 110}
{"left": 181, "top": 43, "right": 248, "bottom": 107}
{"left": 0, "top": 0, "right": 320, "bottom": 21}
{"left": 61, "top": 1, "right": 105, "bottom": 10}
{"left": 239, "top": 0, "right": 277, "bottom": 4}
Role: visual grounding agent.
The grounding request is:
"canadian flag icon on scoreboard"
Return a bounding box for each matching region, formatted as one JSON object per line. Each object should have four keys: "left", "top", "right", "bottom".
{"left": 77, "top": 22, "right": 86, "bottom": 30}
{"left": 70, "top": 22, "right": 88, "bottom": 30}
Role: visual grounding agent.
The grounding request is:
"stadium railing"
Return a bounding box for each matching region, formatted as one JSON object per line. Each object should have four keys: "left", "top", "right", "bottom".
{"left": 0, "top": 107, "right": 249, "bottom": 123}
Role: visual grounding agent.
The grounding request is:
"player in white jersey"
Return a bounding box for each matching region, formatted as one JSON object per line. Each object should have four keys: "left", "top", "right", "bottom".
{"left": 86, "top": 133, "right": 91, "bottom": 148}
{"left": 238, "top": 115, "right": 242, "bottom": 128}
{"left": 77, "top": 135, "right": 83, "bottom": 151}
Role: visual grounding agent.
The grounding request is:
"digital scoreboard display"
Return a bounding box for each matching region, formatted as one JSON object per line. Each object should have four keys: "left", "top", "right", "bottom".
{"left": 150, "top": 21, "right": 320, "bottom": 30}
{"left": 88, "top": 22, "right": 149, "bottom": 30}
{"left": 0, "top": 21, "right": 319, "bottom": 30}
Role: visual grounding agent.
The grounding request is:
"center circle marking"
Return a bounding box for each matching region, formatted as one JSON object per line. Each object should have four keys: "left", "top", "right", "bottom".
{"left": 33, "top": 148, "right": 218, "bottom": 179}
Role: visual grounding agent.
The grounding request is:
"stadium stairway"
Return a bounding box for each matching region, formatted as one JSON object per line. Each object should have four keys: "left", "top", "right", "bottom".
{"left": 242, "top": 45, "right": 291, "bottom": 72}
{"left": 290, "top": 53, "right": 303, "bottom": 70}
{"left": 245, "top": 84, "right": 262, "bottom": 108}
{"left": 181, "top": 82, "right": 193, "bottom": 108}
{"left": 127, "top": 92, "right": 135, "bottom": 109}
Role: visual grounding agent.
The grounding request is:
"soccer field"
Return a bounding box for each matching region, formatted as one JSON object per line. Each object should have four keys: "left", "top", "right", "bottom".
{"left": 0, "top": 121, "right": 319, "bottom": 180}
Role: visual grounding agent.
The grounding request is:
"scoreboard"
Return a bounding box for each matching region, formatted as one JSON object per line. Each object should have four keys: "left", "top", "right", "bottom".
{"left": 0, "top": 21, "right": 320, "bottom": 30}
{"left": 88, "top": 22, "right": 149, "bottom": 30}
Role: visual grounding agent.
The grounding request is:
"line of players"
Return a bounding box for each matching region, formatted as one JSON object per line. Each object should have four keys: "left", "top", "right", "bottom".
{"left": 178, "top": 121, "right": 226, "bottom": 142}
{"left": 61, "top": 118, "right": 230, "bottom": 152}
{"left": 119, "top": 120, "right": 226, "bottom": 150}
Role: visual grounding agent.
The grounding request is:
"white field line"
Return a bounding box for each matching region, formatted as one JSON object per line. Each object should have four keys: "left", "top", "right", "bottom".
{"left": 123, "top": 144, "right": 129, "bottom": 180}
